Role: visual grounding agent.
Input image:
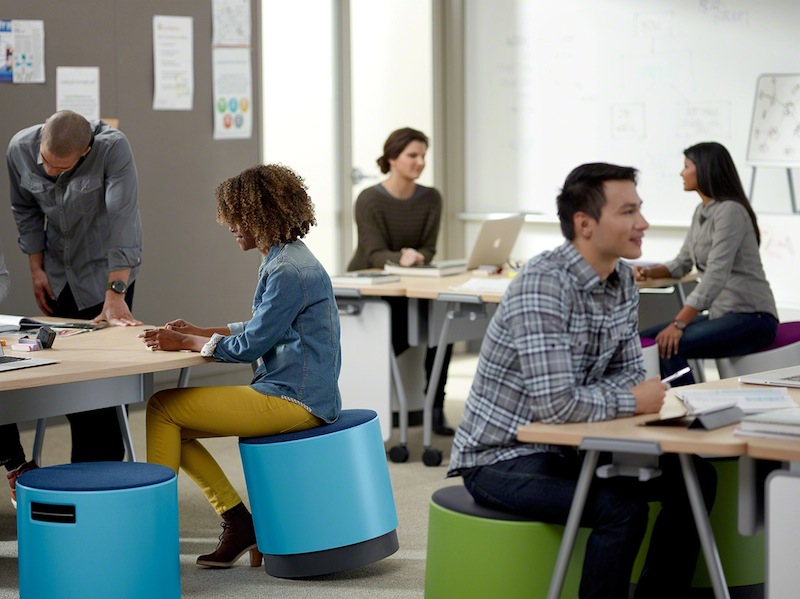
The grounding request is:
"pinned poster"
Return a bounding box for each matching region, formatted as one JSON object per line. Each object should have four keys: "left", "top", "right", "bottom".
{"left": 212, "top": 0, "right": 251, "bottom": 47}
{"left": 11, "top": 19, "right": 45, "bottom": 83}
{"left": 0, "top": 20, "right": 12, "bottom": 82}
{"left": 56, "top": 66, "right": 100, "bottom": 121}
{"left": 152, "top": 15, "right": 194, "bottom": 110}
{"left": 212, "top": 47, "right": 252, "bottom": 140}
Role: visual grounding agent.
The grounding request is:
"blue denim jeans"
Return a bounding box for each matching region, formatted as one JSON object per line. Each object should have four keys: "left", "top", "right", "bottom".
{"left": 641, "top": 312, "right": 778, "bottom": 386}
{"left": 463, "top": 452, "right": 717, "bottom": 599}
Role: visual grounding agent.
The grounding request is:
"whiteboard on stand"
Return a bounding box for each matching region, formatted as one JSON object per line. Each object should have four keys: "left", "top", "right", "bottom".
{"left": 747, "top": 74, "right": 800, "bottom": 167}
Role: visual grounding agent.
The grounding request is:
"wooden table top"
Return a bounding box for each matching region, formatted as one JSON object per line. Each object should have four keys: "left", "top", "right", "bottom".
{"left": 1, "top": 322, "right": 208, "bottom": 392}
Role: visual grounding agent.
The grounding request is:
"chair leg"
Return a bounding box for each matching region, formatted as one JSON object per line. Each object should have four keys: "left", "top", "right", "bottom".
{"left": 689, "top": 359, "right": 706, "bottom": 383}
{"left": 116, "top": 406, "right": 137, "bottom": 462}
{"left": 32, "top": 418, "right": 46, "bottom": 465}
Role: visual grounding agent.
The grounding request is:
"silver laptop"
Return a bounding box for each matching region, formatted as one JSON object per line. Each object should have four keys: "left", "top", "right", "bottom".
{"left": 456, "top": 214, "right": 525, "bottom": 271}
{"left": 0, "top": 353, "right": 57, "bottom": 373}
{"left": 739, "top": 365, "right": 800, "bottom": 388}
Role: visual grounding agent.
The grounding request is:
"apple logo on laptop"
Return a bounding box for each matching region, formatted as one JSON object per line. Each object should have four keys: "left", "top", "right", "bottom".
{"left": 493, "top": 238, "right": 501, "bottom": 249}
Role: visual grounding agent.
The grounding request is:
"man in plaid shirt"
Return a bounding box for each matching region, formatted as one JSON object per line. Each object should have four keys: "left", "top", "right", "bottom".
{"left": 448, "top": 163, "right": 716, "bottom": 599}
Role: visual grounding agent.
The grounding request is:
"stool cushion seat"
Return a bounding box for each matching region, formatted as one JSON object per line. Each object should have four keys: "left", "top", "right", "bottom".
{"left": 19, "top": 461, "right": 175, "bottom": 491}
{"left": 432, "top": 484, "right": 539, "bottom": 522}
{"left": 240, "top": 408, "right": 374, "bottom": 444}
{"left": 640, "top": 336, "right": 657, "bottom": 348}
{"left": 759, "top": 321, "right": 800, "bottom": 352}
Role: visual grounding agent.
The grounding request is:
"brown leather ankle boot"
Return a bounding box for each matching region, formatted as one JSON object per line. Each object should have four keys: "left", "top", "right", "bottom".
{"left": 196, "top": 503, "right": 262, "bottom": 568}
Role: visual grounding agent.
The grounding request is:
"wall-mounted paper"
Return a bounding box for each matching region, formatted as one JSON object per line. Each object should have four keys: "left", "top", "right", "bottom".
{"left": 212, "top": 47, "right": 252, "bottom": 140}
{"left": 11, "top": 19, "right": 45, "bottom": 83}
{"left": 56, "top": 66, "right": 99, "bottom": 121}
{"left": 212, "top": 0, "right": 251, "bottom": 46}
{"left": 153, "top": 15, "right": 193, "bottom": 110}
{"left": 0, "top": 20, "right": 12, "bottom": 83}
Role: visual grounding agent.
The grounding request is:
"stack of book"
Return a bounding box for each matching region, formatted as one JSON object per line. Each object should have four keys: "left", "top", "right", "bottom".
{"left": 675, "top": 387, "right": 796, "bottom": 415}
{"left": 329, "top": 273, "right": 400, "bottom": 287}
{"left": 383, "top": 260, "right": 467, "bottom": 278}
{"left": 738, "top": 407, "right": 800, "bottom": 439}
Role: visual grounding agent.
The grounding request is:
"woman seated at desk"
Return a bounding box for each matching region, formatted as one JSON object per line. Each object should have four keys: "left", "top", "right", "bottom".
{"left": 140, "top": 164, "right": 341, "bottom": 569}
{"left": 347, "top": 127, "right": 455, "bottom": 435}
{"left": 637, "top": 141, "right": 778, "bottom": 385}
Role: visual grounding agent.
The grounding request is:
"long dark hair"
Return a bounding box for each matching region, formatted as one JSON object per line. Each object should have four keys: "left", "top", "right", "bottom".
{"left": 684, "top": 142, "right": 760, "bottom": 245}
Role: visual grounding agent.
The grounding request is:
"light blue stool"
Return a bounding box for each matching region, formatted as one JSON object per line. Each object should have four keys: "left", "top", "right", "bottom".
{"left": 239, "top": 409, "right": 399, "bottom": 578}
{"left": 17, "top": 462, "right": 179, "bottom": 599}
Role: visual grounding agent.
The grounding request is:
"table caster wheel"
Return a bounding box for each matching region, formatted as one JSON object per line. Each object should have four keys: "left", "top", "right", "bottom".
{"left": 423, "top": 447, "right": 442, "bottom": 467}
{"left": 389, "top": 445, "right": 409, "bottom": 463}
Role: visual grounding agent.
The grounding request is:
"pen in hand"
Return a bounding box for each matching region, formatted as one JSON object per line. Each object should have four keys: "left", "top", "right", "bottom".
{"left": 661, "top": 366, "right": 691, "bottom": 385}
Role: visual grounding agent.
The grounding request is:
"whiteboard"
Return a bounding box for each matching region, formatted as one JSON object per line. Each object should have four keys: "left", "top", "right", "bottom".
{"left": 465, "top": 0, "right": 800, "bottom": 221}
{"left": 748, "top": 74, "right": 800, "bottom": 166}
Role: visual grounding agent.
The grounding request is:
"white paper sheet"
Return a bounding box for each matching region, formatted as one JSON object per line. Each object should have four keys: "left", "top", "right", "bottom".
{"left": 212, "top": 47, "right": 252, "bottom": 140}
{"left": 11, "top": 19, "right": 45, "bottom": 83}
{"left": 56, "top": 66, "right": 100, "bottom": 120}
{"left": 152, "top": 15, "right": 194, "bottom": 110}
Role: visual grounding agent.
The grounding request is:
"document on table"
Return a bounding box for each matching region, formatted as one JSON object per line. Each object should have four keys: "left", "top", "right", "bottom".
{"left": 449, "top": 278, "right": 511, "bottom": 295}
{"left": 674, "top": 387, "right": 796, "bottom": 415}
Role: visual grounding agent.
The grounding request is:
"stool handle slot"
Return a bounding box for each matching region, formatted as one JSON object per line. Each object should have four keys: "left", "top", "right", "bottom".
{"left": 31, "top": 501, "right": 76, "bottom": 524}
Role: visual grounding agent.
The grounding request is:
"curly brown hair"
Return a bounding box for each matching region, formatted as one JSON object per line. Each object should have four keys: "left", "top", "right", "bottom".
{"left": 215, "top": 164, "right": 317, "bottom": 251}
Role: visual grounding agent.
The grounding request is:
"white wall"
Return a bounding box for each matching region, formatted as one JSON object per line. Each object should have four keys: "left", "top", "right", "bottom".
{"left": 464, "top": 0, "right": 800, "bottom": 222}
{"left": 261, "top": 0, "right": 338, "bottom": 272}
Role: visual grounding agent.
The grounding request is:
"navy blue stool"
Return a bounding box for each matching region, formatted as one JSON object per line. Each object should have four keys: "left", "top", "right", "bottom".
{"left": 17, "top": 462, "right": 180, "bottom": 599}
{"left": 239, "top": 409, "right": 399, "bottom": 578}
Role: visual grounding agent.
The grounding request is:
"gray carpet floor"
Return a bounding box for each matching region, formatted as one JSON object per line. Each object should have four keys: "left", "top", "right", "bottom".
{"left": 0, "top": 355, "right": 477, "bottom": 599}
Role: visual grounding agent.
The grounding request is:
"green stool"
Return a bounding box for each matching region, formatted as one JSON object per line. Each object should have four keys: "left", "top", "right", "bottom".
{"left": 631, "top": 458, "right": 764, "bottom": 592}
{"left": 425, "top": 485, "right": 590, "bottom": 599}
{"left": 693, "top": 458, "right": 764, "bottom": 590}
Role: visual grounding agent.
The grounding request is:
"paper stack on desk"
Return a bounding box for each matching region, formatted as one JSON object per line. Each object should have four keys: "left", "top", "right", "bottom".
{"left": 675, "top": 387, "right": 796, "bottom": 415}
{"left": 737, "top": 407, "right": 800, "bottom": 439}
{"left": 448, "top": 277, "right": 511, "bottom": 295}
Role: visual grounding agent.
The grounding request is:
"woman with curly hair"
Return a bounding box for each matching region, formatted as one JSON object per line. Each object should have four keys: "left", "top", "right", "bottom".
{"left": 140, "top": 163, "right": 341, "bottom": 568}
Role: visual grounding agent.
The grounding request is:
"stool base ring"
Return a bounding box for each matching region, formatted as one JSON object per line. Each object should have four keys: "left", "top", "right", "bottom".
{"left": 264, "top": 529, "right": 399, "bottom": 578}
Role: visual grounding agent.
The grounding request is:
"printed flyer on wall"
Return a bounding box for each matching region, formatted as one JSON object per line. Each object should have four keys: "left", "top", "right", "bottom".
{"left": 0, "top": 20, "right": 12, "bottom": 82}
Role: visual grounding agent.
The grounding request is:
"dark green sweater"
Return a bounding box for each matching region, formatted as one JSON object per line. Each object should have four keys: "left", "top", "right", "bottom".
{"left": 347, "top": 183, "right": 442, "bottom": 271}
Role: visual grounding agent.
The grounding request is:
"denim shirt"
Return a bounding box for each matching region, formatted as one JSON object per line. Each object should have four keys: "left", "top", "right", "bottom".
{"left": 214, "top": 240, "right": 342, "bottom": 423}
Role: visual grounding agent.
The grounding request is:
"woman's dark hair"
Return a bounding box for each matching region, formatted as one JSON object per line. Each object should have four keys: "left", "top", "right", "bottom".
{"left": 215, "top": 164, "right": 316, "bottom": 251}
{"left": 684, "top": 141, "right": 760, "bottom": 245}
{"left": 557, "top": 163, "right": 638, "bottom": 240}
{"left": 376, "top": 127, "right": 429, "bottom": 174}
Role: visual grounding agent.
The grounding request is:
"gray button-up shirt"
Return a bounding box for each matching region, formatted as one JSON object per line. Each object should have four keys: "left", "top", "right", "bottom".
{"left": 665, "top": 200, "right": 777, "bottom": 320}
{"left": 448, "top": 241, "right": 644, "bottom": 476}
{"left": 0, "top": 237, "right": 9, "bottom": 304}
{"left": 7, "top": 120, "right": 142, "bottom": 310}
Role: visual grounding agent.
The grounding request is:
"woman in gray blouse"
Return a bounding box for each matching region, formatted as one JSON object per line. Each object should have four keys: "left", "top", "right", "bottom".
{"left": 637, "top": 142, "right": 778, "bottom": 385}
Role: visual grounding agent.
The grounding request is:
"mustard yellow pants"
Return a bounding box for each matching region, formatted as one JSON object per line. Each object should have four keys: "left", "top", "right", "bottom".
{"left": 146, "top": 386, "right": 323, "bottom": 515}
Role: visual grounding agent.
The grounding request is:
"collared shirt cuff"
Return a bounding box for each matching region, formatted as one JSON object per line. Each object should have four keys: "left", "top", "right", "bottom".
{"left": 227, "top": 321, "right": 245, "bottom": 336}
{"left": 200, "top": 333, "right": 224, "bottom": 358}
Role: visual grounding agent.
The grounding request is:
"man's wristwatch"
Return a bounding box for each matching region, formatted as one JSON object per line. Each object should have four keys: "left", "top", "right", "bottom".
{"left": 672, "top": 320, "right": 687, "bottom": 331}
{"left": 107, "top": 279, "right": 128, "bottom": 295}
